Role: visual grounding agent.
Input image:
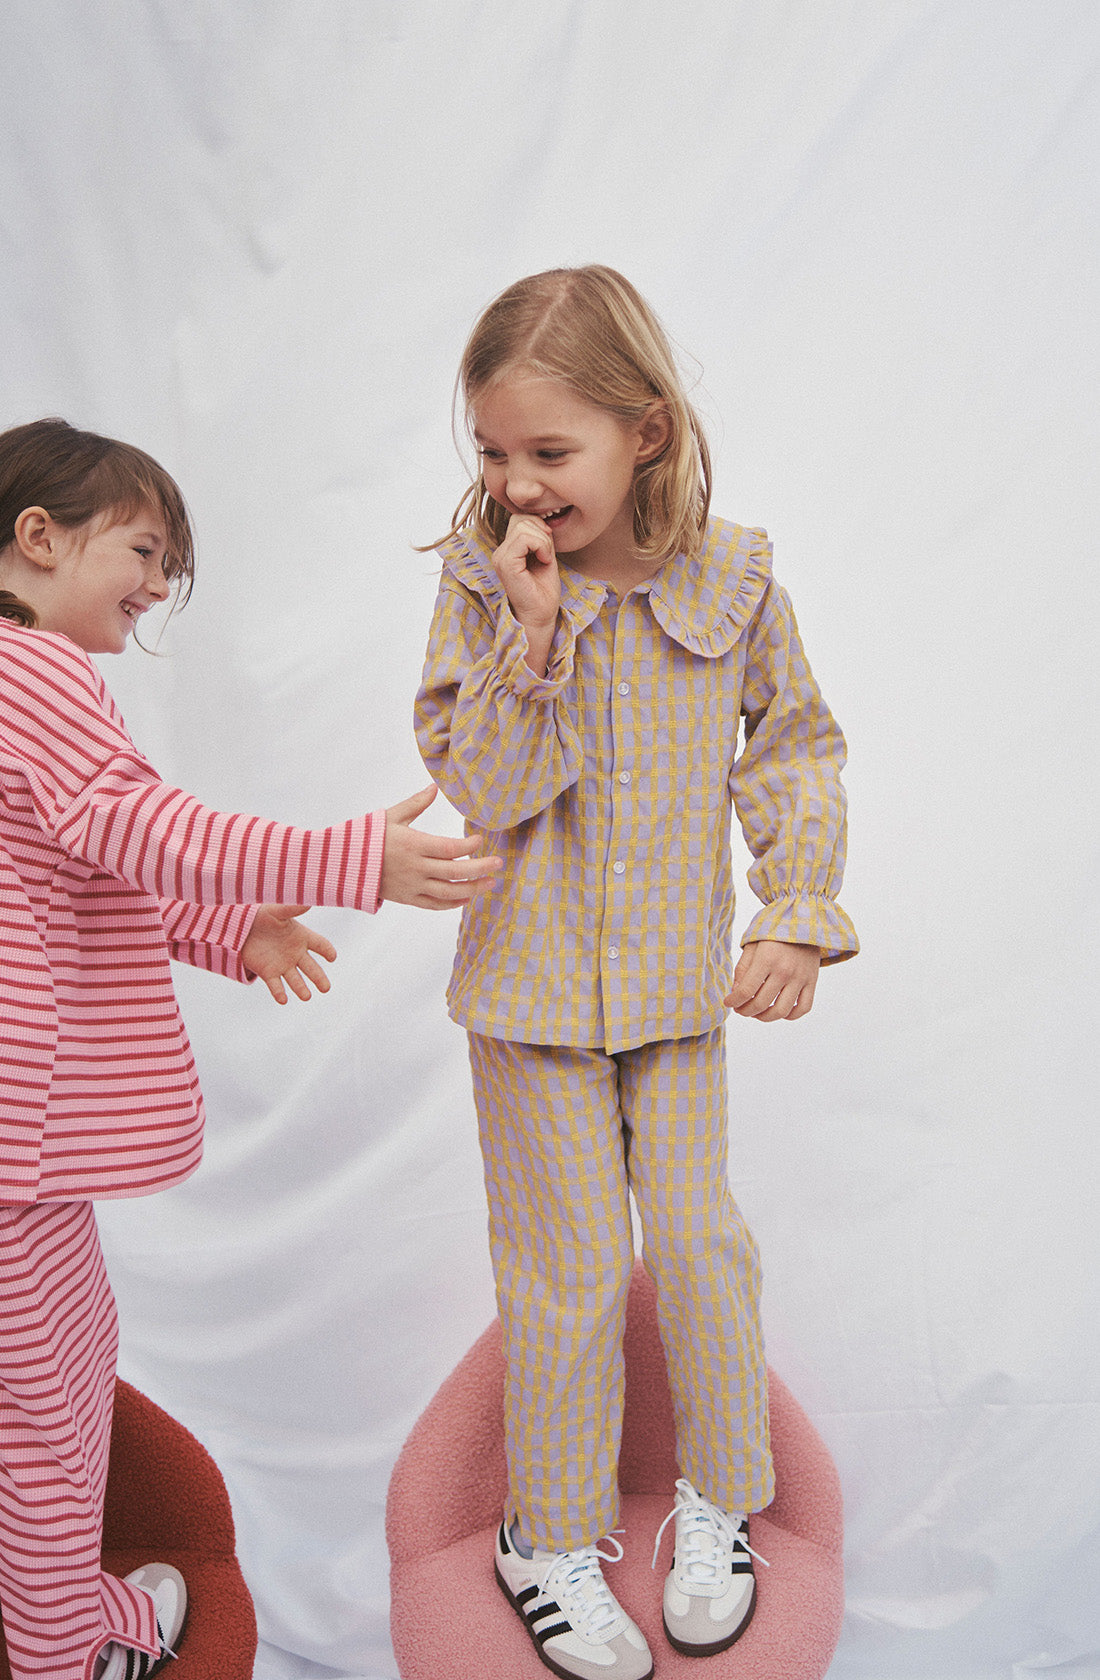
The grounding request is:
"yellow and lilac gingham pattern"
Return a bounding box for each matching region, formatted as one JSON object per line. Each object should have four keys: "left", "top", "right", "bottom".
{"left": 415, "top": 517, "right": 858, "bottom": 1055}
{"left": 468, "top": 1027, "right": 773, "bottom": 1551}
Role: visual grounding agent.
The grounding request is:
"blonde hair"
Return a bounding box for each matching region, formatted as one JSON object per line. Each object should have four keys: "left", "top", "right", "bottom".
{"left": 442, "top": 266, "right": 712, "bottom": 563}
{"left": 0, "top": 418, "right": 195, "bottom": 632}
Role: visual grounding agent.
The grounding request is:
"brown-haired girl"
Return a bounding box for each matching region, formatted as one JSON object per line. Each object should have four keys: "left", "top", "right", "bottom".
{"left": 415, "top": 267, "right": 858, "bottom": 1679}
{"left": 0, "top": 418, "right": 499, "bottom": 1680}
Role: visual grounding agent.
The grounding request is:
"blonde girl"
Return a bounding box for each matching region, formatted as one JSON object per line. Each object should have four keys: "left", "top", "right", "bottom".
{"left": 0, "top": 418, "right": 498, "bottom": 1680}
{"left": 415, "top": 267, "right": 857, "bottom": 1680}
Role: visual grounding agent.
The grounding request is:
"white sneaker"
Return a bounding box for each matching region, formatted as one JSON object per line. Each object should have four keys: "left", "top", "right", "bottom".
{"left": 495, "top": 1519, "right": 653, "bottom": 1680}
{"left": 96, "top": 1563, "right": 187, "bottom": 1679}
{"left": 653, "top": 1479, "right": 768, "bottom": 1655}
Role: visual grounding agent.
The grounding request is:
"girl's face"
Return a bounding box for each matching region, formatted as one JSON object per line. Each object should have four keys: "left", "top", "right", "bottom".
{"left": 27, "top": 505, "right": 171, "bottom": 653}
{"left": 472, "top": 376, "right": 658, "bottom": 571}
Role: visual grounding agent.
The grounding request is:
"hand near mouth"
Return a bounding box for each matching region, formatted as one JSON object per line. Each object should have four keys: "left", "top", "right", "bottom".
{"left": 490, "top": 513, "right": 561, "bottom": 677}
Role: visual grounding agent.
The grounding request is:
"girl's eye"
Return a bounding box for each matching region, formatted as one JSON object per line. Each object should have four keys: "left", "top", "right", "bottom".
{"left": 537, "top": 450, "right": 567, "bottom": 462}
{"left": 135, "top": 548, "right": 152, "bottom": 559}
{"left": 479, "top": 448, "right": 505, "bottom": 463}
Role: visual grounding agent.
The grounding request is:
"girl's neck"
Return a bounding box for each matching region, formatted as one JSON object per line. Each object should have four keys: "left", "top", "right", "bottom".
{"left": 558, "top": 504, "right": 661, "bottom": 596}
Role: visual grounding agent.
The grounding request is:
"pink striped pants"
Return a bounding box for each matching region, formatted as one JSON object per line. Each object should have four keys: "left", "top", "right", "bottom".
{"left": 0, "top": 1201, "right": 158, "bottom": 1680}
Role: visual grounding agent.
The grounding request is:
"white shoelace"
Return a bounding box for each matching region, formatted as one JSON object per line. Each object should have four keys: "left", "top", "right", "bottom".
{"left": 538, "top": 1533, "right": 628, "bottom": 1641}
{"left": 651, "top": 1478, "right": 770, "bottom": 1576}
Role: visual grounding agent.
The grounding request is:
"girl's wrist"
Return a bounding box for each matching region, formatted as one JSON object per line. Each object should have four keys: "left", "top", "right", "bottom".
{"left": 521, "top": 620, "right": 556, "bottom": 678}
{"left": 518, "top": 611, "right": 558, "bottom": 639}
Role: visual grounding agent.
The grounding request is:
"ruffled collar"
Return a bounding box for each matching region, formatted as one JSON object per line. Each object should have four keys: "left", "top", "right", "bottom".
{"left": 439, "top": 516, "right": 772, "bottom": 658}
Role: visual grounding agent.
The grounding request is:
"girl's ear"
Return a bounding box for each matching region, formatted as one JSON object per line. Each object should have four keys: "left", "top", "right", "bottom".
{"left": 635, "top": 402, "right": 672, "bottom": 464}
{"left": 12, "top": 508, "right": 57, "bottom": 570}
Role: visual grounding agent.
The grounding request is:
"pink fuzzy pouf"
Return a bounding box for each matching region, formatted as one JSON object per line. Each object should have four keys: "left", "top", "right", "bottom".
{"left": 388, "top": 1263, "right": 843, "bottom": 1679}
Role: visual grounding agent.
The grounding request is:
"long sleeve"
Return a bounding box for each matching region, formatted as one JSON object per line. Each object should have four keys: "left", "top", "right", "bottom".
{"left": 0, "top": 625, "right": 387, "bottom": 1203}
{"left": 4, "top": 633, "right": 385, "bottom": 914}
{"left": 729, "top": 582, "right": 858, "bottom": 963}
{"left": 158, "top": 899, "right": 259, "bottom": 982}
{"left": 414, "top": 570, "right": 583, "bottom": 831}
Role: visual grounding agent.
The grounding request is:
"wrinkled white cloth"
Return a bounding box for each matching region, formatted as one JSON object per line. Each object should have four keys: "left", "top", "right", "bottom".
{"left": 2, "top": 3, "right": 1096, "bottom": 1678}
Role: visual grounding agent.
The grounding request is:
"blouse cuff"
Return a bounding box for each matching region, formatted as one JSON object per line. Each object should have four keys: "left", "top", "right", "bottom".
{"left": 493, "top": 602, "right": 575, "bottom": 698}
{"left": 740, "top": 894, "right": 860, "bottom": 965}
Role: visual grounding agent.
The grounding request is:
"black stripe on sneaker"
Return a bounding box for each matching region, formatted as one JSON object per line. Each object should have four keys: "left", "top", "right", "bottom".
{"left": 528, "top": 1599, "right": 563, "bottom": 1629}
{"left": 126, "top": 1642, "right": 168, "bottom": 1680}
{"left": 517, "top": 1584, "right": 575, "bottom": 1647}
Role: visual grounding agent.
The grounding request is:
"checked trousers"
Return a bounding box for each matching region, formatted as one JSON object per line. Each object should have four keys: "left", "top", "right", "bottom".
{"left": 468, "top": 1026, "right": 774, "bottom": 1552}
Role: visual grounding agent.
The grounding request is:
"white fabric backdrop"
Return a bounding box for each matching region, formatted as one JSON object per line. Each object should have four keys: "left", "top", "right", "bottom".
{"left": 2, "top": 3, "right": 1098, "bottom": 1677}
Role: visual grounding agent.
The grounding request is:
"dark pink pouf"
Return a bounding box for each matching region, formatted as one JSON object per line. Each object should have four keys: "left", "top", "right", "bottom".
{"left": 387, "top": 1262, "right": 843, "bottom": 1679}
{"left": 0, "top": 1379, "right": 257, "bottom": 1680}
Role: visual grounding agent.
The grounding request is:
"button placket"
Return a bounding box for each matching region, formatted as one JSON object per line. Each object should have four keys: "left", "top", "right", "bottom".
{"left": 604, "top": 603, "right": 636, "bottom": 984}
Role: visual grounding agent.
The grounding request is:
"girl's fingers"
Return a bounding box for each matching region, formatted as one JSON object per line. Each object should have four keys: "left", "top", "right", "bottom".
{"left": 427, "top": 832, "right": 484, "bottom": 859}
{"left": 296, "top": 954, "right": 332, "bottom": 993}
{"left": 386, "top": 785, "right": 438, "bottom": 826}
{"left": 433, "top": 854, "right": 500, "bottom": 881}
{"left": 407, "top": 830, "right": 500, "bottom": 872}
{"left": 433, "top": 853, "right": 502, "bottom": 883}
{"left": 284, "top": 969, "right": 312, "bottom": 1002}
{"left": 519, "top": 530, "right": 555, "bottom": 568}
{"left": 741, "top": 981, "right": 808, "bottom": 1021}
{"left": 413, "top": 870, "right": 501, "bottom": 908}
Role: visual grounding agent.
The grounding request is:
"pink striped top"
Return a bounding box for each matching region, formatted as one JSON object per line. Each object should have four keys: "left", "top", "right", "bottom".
{"left": 0, "top": 622, "right": 385, "bottom": 1204}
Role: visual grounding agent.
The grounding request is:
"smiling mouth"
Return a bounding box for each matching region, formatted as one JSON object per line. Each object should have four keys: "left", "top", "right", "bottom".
{"left": 120, "top": 602, "right": 143, "bottom": 622}
{"left": 541, "top": 506, "right": 572, "bottom": 524}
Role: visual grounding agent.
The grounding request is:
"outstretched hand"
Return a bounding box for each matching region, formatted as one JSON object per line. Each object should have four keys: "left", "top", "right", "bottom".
{"left": 242, "top": 904, "right": 337, "bottom": 1004}
{"left": 725, "top": 940, "right": 821, "bottom": 1022}
{"left": 380, "top": 784, "right": 501, "bottom": 909}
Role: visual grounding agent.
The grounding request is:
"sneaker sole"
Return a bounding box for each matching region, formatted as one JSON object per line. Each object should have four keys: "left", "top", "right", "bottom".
{"left": 494, "top": 1561, "right": 654, "bottom": 1680}
{"left": 663, "top": 1579, "right": 757, "bottom": 1657}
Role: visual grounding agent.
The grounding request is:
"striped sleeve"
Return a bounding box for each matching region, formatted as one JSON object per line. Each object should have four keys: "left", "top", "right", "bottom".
{"left": 414, "top": 573, "right": 583, "bottom": 830}
{"left": 158, "top": 899, "right": 260, "bottom": 981}
{"left": 729, "top": 582, "right": 858, "bottom": 963}
{"left": 1, "top": 631, "right": 385, "bottom": 915}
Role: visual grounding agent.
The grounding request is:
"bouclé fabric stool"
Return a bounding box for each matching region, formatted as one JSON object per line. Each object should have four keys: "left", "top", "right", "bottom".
{"left": 0, "top": 1379, "right": 257, "bottom": 1680}
{"left": 387, "top": 1261, "right": 844, "bottom": 1680}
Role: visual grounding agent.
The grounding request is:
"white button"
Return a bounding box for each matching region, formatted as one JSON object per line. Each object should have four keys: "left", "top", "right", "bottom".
{"left": 618, "top": 771, "right": 631, "bottom": 785}
{"left": 617, "top": 681, "right": 630, "bottom": 695}
{"left": 608, "top": 946, "right": 620, "bottom": 960}
{"left": 613, "top": 861, "right": 626, "bottom": 875}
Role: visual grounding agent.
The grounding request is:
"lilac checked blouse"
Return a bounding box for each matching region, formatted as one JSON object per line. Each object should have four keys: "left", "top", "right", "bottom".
{"left": 415, "top": 516, "right": 858, "bottom": 1054}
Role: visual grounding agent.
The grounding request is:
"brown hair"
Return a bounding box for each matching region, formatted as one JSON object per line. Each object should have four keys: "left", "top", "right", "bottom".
{"left": 0, "top": 417, "right": 195, "bottom": 631}
{"left": 441, "top": 266, "right": 712, "bottom": 563}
